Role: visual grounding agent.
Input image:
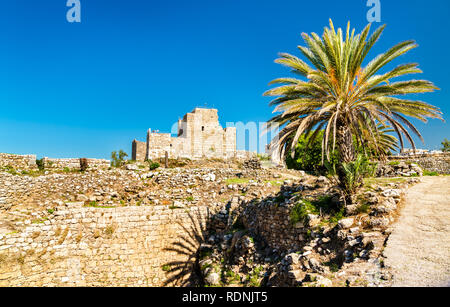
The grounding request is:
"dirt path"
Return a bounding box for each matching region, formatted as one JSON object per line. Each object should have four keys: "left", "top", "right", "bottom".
{"left": 384, "top": 176, "right": 450, "bottom": 287}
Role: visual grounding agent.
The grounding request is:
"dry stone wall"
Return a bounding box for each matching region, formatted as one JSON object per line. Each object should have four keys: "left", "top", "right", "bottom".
{"left": 387, "top": 153, "right": 450, "bottom": 174}
{"left": 240, "top": 200, "right": 306, "bottom": 253}
{"left": 43, "top": 158, "right": 110, "bottom": 171}
{"left": 0, "top": 204, "right": 208, "bottom": 286}
{"left": 0, "top": 154, "right": 37, "bottom": 170}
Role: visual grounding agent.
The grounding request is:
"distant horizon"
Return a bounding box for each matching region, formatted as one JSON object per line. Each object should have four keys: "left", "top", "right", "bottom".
{"left": 1, "top": 0, "right": 449, "bottom": 159}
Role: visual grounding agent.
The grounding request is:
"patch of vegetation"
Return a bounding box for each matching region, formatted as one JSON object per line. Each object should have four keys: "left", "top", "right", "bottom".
{"left": 290, "top": 195, "right": 343, "bottom": 225}
{"left": 364, "top": 177, "right": 407, "bottom": 188}
{"left": 323, "top": 261, "right": 340, "bottom": 273}
{"left": 357, "top": 202, "right": 371, "bottom": 214}
{"left": 84, "top": 201, "right": 116, "bottom": 209}
{"left": 36, "top": 159, "right": 44, "bottom": 171}
{"left": 186, "top": 196, "right": 194, "bottom": 202}
{"left": 225, "top": 178, "right": 250, "bottom": 185}
{"left": 423, "top": 170, "right": 439, "bottom": 176}
{"left": 327, "top": 154, "right": 378, "bottom": 196}
{"left": 441, "top": 138, "right": 450, "bottom": 152}
{"left": 286, "top": 130, "right": 339, "bottom": 175}
{"left": 225, "top": 269, "right": 241, "bottom": 283}
{"left": 247, "top": 265, "right": 264, "bottom": 287}
{"left": 290, "top": 200, "right": 318, "bottom": 225}
{"left": 149, "top": 161, "right": 160, "bottom": 170}
{"left": 265, "top": 180, "right": 282, "bottom": 186}
{"left": 111, "top": 150, "right": 128, "bottom": 167}
{"left": 199, "top": 249, "right": 213, "bottom": 260}
{"left": 32, "top": 217, "right": 48, "bottom": 224}
{"left": 256, "top": 153, "right": 270, "bottom": 161}
{"left": 161, "top": 264, "right": 171, "bottom": 272}
{"left": 3, "top": 165, "right": 18, "bottom": 175}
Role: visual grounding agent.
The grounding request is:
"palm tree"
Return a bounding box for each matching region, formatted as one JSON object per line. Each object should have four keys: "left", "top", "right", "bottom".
{"left": 265, "top": 20, "right": 442, "bottom": 192}
{"left": 360, "top": 115, "right": 399, "bottom": 158}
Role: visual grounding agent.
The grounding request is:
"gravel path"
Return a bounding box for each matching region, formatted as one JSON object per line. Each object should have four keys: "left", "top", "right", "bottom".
{"left": 384, "top": 176, "right": 450, "bottom": 287}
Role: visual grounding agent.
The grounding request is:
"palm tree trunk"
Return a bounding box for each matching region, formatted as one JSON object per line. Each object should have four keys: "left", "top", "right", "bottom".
{"left": 336, "top": 122, "right": 356, "bottom": 202}
{"left": 337, "top": 124, "right": 355, "bottom": 163}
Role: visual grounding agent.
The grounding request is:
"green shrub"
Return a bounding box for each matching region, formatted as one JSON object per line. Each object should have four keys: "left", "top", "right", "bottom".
{"left": 161, "top": 265, "right": 171, "bottom": 272}
{"left": 327, "top": 154, "right": 377, "bottom": 196}
{"left": 3, "top": 165, "right": 18, "bottom": 175}
{"left": 149, "top": 161, "right": 160, "bottom": 170}
{"left": 441, "top": 138, "right": 450, "bottom": 152}
{"left": 423, "top": 170, "right": 439, "bottom": 176}
{"left": 111, "top": 150, "right": 128, "bottom": 167}
{"left": 286, "top": 131, "right": 339, "bottom": 175}
{"left": 36, "top": 159, "right": 45, "bottom": 171}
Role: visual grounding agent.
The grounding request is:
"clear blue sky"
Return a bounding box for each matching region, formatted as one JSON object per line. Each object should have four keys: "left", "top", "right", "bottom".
{"left": 1, "top": 0, "right": 449, "bottom": 159}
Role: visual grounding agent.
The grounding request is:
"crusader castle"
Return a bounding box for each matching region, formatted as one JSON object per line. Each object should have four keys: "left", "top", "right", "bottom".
{"left": 132, "top": 108, "right": 238, "bottom": 161}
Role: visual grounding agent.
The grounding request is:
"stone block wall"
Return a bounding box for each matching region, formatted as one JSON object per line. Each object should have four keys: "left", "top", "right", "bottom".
{"left": 0, "top": 154, "right": 37, "bottom": 170}
{"left": 240, "top": 201, "right": 305, "bottom": 252}
{"left": 386, "top": 153, "right": 450, "bottom": 174}
{"left": 132, "top": 140, "right": 146, "bottom": 162}
{"left": 0, "top": 205, "right": 208, "bottom": 286}
{"left": 43, "top": 158, "right": 110, "bottom": 171}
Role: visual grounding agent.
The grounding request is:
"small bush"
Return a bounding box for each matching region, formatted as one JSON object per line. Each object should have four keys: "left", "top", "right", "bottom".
{"left": 111, "top": 150, "right": 128, "bottom": 167}
{"left": 162, "top": 265, "right": 171, "bottom": 272}
{"left": 423, "top": 170, "right": 439, "bottom": 176}
{"left": 36, "top": 159, "right": 45, "bottom": 171}
{"left": 290, "top": 195, "right": 342, "bottom": 225}
{"left": 149, "top": 161, "right": 160, "bottom": 170}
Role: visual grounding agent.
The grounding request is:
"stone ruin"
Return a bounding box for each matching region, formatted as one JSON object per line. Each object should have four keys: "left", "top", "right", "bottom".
{"left": 132, "top": 108, "right": 237, "bottom": 161}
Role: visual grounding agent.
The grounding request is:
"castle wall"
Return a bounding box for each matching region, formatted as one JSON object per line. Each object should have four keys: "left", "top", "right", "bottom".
{"left": 0, "top": 205, "right": 208, "bottom": 286}
{"left": 134, "top": 108, "right": 237, "bottom": 161}
{"left": 132, "top": 140, "right": 146, "bottom": 162}
{"left": 145, "top": 133, "right": 173, "bottom": 161}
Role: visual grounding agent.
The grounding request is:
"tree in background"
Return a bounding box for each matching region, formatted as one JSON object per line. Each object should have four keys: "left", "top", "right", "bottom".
{"left": 286, "top": 131, "right": 338, "bottom": 174}
{"left": 441, "top": 138, "right": 450, "bottom": 152}
{"left": 111, "top": 150, "right": 128, "bottom": 167}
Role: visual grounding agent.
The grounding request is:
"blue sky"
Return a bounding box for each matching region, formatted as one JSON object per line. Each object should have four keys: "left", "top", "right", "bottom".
{"left": 1, "top": 0, "right": 449, "bottom": 159}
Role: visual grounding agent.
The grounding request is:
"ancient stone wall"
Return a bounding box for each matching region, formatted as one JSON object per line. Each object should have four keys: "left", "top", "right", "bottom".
{"left": 43, "top": 158, "right": 110, "bottom": 171}
{"left": 0, "top": 154, "right": 37, "bottom": 170}
{"left": 240, "top": 201, "right": 305, "bottom": 252}
{"left": 132, "top": 140, "right": 146, "bottom": 162}
{"left": 387, "top": 153, "right": 450, "bottom": 174}
{"left": 0, "top": 204, "right": 208, "bottom": 286}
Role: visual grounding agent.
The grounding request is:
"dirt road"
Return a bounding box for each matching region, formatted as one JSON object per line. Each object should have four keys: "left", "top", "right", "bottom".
{"left": 384, "top": 176, "right": 450, "bottom": 287}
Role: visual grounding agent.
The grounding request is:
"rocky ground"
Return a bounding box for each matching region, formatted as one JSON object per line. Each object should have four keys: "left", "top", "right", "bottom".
{"left": 0, "top": 159, "right": 292, "bottom": 236}
{"left": 196, "top": 173, "right": 421, "bottom": 287}
{"left": 0, "top": 158, "right": 439, "bottom": 287}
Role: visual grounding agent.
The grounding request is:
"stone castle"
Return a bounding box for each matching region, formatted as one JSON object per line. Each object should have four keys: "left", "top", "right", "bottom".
{"left": 132, "top": 108, "right": 237, "bottom": 161}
